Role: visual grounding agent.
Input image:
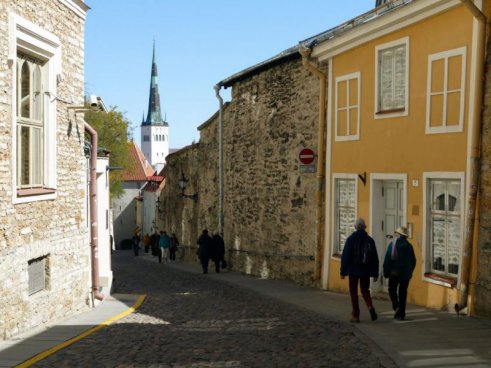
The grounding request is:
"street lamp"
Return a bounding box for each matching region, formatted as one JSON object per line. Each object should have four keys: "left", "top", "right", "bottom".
{"left": 178, "top": 173, "right": 198, "bottom": 202}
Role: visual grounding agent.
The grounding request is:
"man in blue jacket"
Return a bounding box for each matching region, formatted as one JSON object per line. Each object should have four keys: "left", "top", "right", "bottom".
{"left": 341, "top": 218, "right": 379, "bottom": 323}
{"left": 383, "top": 226, "right": 416, "bottom": 321}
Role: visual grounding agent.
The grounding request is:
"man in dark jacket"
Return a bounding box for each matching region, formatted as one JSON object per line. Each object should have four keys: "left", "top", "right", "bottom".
{"left": 340, "top": 218, "right": 379, "bottom": 323}
{"left": 197, "top": 229, "right": 213, "bottom": 274}
{"left": 383, "top": 226, "right": 416, "bottom": 321}
{"left": 211, "top": 232, "right": 225, "bottom": 273}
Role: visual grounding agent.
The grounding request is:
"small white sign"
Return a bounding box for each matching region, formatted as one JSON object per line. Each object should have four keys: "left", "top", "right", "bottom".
{"left": 412, "top": 179, "right": 419, "bottom": 187}
{"left": 300, "top": 165, "right": 316, "bottom": 174}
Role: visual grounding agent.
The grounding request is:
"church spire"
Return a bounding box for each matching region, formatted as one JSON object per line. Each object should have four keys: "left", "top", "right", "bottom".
{"left": 143, "top": 41, "right": 168, "bottom": 126}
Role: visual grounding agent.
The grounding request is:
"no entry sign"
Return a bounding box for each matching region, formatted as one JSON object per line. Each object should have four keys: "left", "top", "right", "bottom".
{"left": 299, "top": 148, "right": 315, "bottom": 165}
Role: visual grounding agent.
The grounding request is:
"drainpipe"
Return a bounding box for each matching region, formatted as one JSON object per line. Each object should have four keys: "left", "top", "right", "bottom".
{"left": 455, "top": 0, "right": 486, "bottom": 314}
{"left": 299, "top": 46, "right": 327, "bottom": 286}
{"left": 214, "top": 85, "right": 224, "bottom": 237}
{"left": 84, "top": 122, "right": 104, "bottom": 302}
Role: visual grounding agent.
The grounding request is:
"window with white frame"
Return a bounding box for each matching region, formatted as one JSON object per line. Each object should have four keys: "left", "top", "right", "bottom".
{"left": 426, "top": 47, "right": 466, "bottom": 134}
{"left": 375, "top": 37, "right": 409, "bottom": 116}
{"left": 334, "top": 177, "right": 357, "bottom": 254}
{"left": 16, "top": 53, "right": 46, "bottom": 189}
{"left": 335, "top": 72, "right": 360, "bottom": 141}
{"left": 427, "top": 178, "right": 462, "bottom": 277}
{"left": 10, "top": 14, "right": 61, "bottom": 201}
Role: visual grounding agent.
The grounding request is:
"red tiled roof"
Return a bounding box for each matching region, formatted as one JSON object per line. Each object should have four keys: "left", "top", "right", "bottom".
{"left": 120, "top": 141, "right": 155, "bottom": 181}
{"left": 143, "top": 175, "right": 166, "bottom": 193}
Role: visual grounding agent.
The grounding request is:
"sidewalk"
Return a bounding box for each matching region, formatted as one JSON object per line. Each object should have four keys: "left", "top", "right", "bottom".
{"left": 0, "top": 293, "right": 141, "bottom": 368}
{"left": 2, "top": 252, "right": 491, "bottom": 368}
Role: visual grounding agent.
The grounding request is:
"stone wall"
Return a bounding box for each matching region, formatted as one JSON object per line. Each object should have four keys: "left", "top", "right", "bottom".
{"left": 475, "top": 28, "right": 491, "bottom": 318}
{"left": 159, "top": 55, "right": 323, "bottom": 286}
{"left": 0, "top": 1, "right": 90, "bottom": 339}
{"left": 222, "top": 57, "right": 321, "bottom": 285}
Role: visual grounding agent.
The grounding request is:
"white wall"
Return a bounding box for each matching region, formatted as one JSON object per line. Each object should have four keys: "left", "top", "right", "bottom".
{"left": 112, "top": 181, "right": 143, "bottom": 249}
{"left": 96, "top": 157, "right": 113, "bottom": 294}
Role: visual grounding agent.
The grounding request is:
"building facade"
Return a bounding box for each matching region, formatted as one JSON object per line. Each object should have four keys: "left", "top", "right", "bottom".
{"left": 0, "top": 0, "right": 92, "bottom": 339}
{"left": 308, "top": 0, "right": 490, "bottom": 313}
{"left": 112, "top": 141, "right": 154, "bottom": 248}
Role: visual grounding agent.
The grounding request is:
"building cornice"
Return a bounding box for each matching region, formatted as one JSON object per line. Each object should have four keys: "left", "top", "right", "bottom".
{"left": 58, "top": 0, "right": 90, "bottom": 20}
{"left": 311, "top": 0, "right": 461, "bottom": 61}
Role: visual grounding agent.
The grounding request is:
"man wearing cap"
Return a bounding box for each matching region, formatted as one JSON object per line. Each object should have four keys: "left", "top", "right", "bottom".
{"left": 340, "top": 218, "right": 379, "bottom": 323}
{"left": 383, "top": 226, "right": 416, "bottom": 321}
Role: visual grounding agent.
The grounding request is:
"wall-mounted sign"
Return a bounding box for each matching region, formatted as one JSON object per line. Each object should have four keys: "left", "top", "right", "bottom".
{"left": 299, "top": 165, "right": 316, "bottom": 174}
{"left": 299, "top": 148, "right": 315, "bottom": 165}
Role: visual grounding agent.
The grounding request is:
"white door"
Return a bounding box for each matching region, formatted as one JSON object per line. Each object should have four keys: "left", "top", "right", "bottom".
{"left": 373, "top": 180, "right": 405, "bottom": 291}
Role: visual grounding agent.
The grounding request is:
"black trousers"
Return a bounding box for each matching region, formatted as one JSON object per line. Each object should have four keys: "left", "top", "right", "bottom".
{"left": 169, "top": 247, "right": 176, "bottom": 261}
{"left": 388, "top": 277, "right": 410, "bottom": 318}
{"left": 200, "top": 256, "right": 210, "bottom": 273}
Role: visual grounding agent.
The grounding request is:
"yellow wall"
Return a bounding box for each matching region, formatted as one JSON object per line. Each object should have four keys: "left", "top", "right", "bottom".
{"left": 326, "top": 5, "right": 474, "bottom": 310}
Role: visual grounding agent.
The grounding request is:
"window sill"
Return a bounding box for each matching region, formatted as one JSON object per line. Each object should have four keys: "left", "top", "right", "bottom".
{"left": 423, "top": 272, "right": 457, "bottom": 288}
{"left": 376, "top": 108, "right": 406, "bottom": 115}
{"left": 17, "top": 188, "right": 56, "bottom": 197}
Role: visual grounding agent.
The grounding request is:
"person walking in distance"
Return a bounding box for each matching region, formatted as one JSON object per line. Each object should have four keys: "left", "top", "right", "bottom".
{"left": 383, "top": 226, "right": 416, "bottom": 321}
{"left": 211, "top": 232, "right": 225, "bottom": 273}
{"left": 143, "top": 233, "right": 150, "bottom": 253}
{"left": 159, "top": 231, "right": 171, "bottom": 264}
{"left": 197, "top": 229, "right": 213, "bottom": 274}
{"left": 340, "top": 218, "right": 379, "bottom": 323}
{"left": 150, "top": 230, "right": 160, "bottom": 256}
{"left": 169, "top": 233, "right": 179, "bottom": 262}
{"left": 132, "top": 233, "right": 141, "bottom": 256}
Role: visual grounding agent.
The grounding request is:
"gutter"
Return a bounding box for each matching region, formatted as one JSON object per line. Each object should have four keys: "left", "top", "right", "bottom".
{"left": 214, "top": 85, "right": 225, "bottom": 236}
{"left": 299, "top": 47, "right": 327, "bottom": 287}
{"left": 455, "top": 0, "right": 486, "bottom": 315}
{"left": 84, "top": 122, "right": 104, "bottom": 302}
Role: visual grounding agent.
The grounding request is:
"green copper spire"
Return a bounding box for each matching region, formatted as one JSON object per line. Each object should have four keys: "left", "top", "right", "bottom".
{"left": 143, "top": 42, "right": 168, "bottom": 126}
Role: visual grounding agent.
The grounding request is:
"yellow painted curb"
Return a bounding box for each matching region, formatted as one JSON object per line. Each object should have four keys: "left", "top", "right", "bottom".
{"left": 15, "top": 294, "right": 146, "bottom": 368}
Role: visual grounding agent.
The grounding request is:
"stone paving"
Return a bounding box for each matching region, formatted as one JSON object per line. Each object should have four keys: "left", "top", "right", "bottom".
{"left": 33, "top": 251, "right": 393, "bottom": 367}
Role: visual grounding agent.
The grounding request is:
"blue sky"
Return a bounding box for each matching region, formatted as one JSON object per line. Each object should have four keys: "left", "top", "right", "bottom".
{"left": 84, "top": 1, "right": 375, "bottom": 149}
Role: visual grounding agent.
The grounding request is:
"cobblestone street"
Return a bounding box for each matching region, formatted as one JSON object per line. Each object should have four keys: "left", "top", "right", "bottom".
{"left": 33, "top": 251, "right": 390, "bottom": 367}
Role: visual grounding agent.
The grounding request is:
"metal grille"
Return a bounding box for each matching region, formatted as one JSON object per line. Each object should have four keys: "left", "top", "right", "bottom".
{"left": 28, "top": 256, "right": 46, "bottom": 295}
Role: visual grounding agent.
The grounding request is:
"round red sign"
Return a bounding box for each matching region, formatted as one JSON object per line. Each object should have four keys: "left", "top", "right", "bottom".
{"left": 299, "top": 148, "right": 315, "bottom": 165}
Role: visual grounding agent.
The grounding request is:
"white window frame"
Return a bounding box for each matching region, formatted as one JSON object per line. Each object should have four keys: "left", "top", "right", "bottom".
{"left": 332, "top": 174, "right": 358, "bottom": 256}
{"left": 335, "top": 72, "right": 361, "bottom": 142}
{"left": 374, "top": 37, "right": 409, "bottom": 119}
{"left": 9, "top": 14, "right": 61, "bottom": 203}
{"left": 422, "top": 172, "right": 465, "bottom": 287}
{"left": 426, "top": 47, "right": 467, "bottom": 134}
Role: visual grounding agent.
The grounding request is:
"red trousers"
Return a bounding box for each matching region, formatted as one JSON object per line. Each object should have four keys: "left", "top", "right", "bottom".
{"left": 349, "top": 275, "right": 374, "bottom": 318}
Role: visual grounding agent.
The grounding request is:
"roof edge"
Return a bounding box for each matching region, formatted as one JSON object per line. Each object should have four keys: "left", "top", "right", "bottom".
{"left": 217, "top": 46, "right": 300, "bottom": 88}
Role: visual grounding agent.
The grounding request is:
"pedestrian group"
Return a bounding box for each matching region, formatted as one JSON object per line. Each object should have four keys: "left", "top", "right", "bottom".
{"left": 341, "top": 218, "right": 416, "bottom": 323}
{"left": 197, "top": 229, "right": 226, "bottom": 274}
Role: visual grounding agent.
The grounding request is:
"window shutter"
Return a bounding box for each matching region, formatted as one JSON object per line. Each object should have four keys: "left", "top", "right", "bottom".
{"left": 380, "top": 49, "right": 394, "bottom": 110}
{"left": 394, "top": 46, "right": 406, "bottom": 109}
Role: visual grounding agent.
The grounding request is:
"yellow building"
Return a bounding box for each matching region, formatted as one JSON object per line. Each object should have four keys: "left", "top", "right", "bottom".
{"left": 306, "top": 0, "right": 489, "bottom": 312}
